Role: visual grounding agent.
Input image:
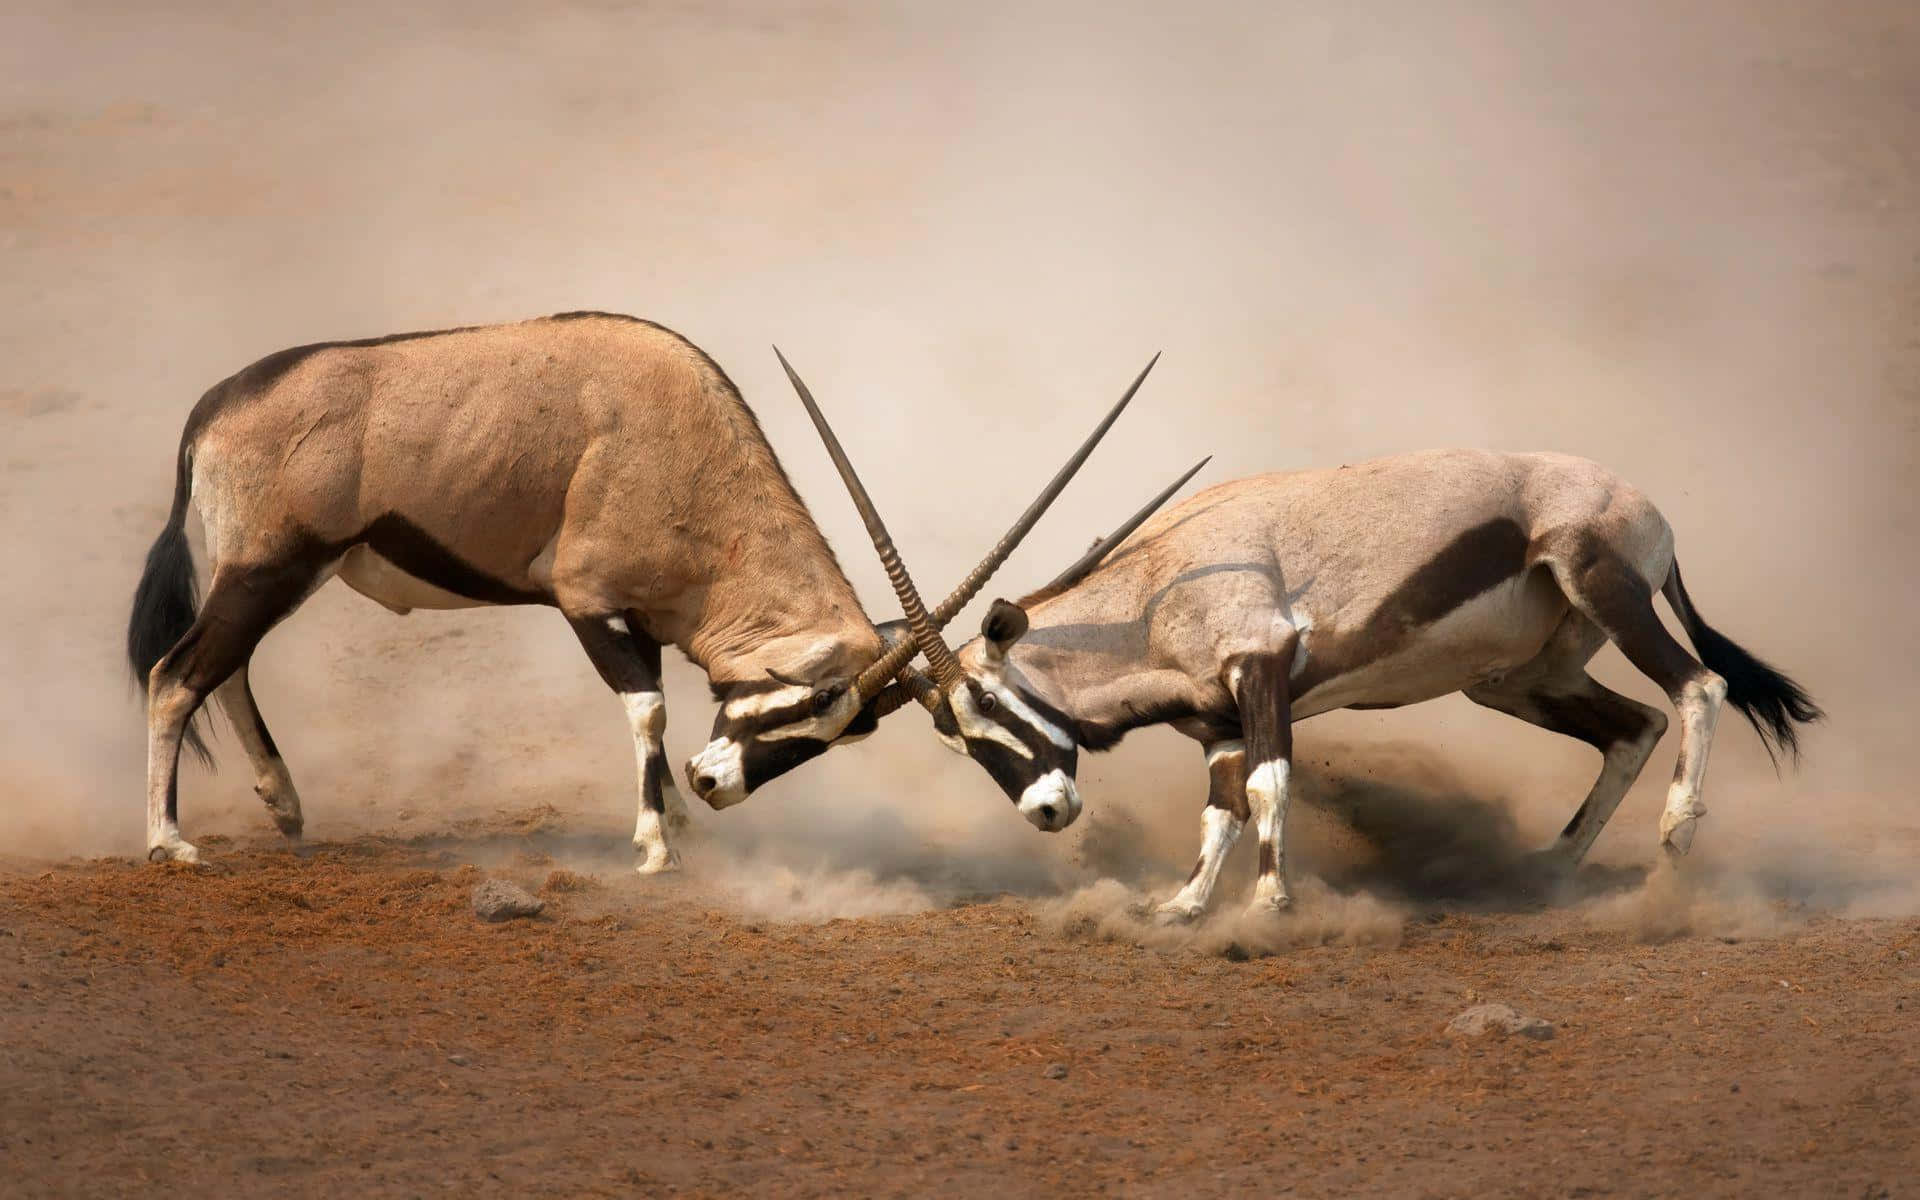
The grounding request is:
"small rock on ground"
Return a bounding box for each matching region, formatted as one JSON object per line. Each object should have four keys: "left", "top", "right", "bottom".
{"left": 472, "top": 880, "right": 545, "bottom": 923}
{"left": 1043, "top": 1063, "right": 1069, "bottom": 1080}
{"left": 1445, "top": 1003, "right": 1554, "bottom": 1041}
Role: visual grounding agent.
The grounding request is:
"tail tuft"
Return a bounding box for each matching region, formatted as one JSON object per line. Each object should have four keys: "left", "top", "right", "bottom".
{"left": 1663, "top": 563, "right": 1822, "bottom": 767}
{"left": 127, "top": 450, "right": 213, "bottom": 766}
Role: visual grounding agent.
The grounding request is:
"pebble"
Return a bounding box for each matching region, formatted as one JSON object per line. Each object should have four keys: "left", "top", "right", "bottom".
{"left": 1043, "top": 1063, "right": 1069, "bottom": 1080}
{"left": 471, "top": 880, "right": 545, "bottom": 923}
{"left": 1445, "top": 1003, "right": 1555, "bottom": 1041}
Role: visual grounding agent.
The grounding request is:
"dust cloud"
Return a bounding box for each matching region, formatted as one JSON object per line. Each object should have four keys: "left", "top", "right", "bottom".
{"left": 1041, "top": 876, "right": 1408, "bottom": 957}
{"left": 2, "top": 1, "right": 1914, "bottom": 927}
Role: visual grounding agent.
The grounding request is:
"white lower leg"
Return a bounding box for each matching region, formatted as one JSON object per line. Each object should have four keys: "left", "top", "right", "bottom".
{"left": 1158, "top": 806, "right": 1244, "bottom": 920}
{"left": 1246, "top": 758, "right": 1292, "bottom": 911}
{"left": 623, "top": 691, "right": 681, "bottom": 873}
{"left": 632, "top": 806, "right": 677, "bottom": 873}
{"left": 145, "top": 683, "right": 198, "bottom": 863}
{"left": 1660, "top": 674, "right": 1726, "bottom": 856}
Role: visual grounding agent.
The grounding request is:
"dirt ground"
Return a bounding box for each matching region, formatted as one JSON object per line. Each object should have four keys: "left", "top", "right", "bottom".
{"left": 3, "top": 815, "right": 1914, "bottom": 1198}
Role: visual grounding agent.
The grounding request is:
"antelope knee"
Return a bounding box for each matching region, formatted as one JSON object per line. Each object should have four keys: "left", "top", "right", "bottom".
{"left": 1245, "top": 759, "right": 1291, "bottom": 811}
{"left": 1680, "top": 672, "right": 1727, "bottom": 713}
{"left": 623, "top": 691, "right": 667, "bottom": 741}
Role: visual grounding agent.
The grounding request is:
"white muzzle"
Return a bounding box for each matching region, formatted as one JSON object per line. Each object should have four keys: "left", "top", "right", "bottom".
{"left": 686, "top": 738, "right": 747, "bottom": 810}
{"left": 1016, "top": 769, "right": 1081, "bottom": 832}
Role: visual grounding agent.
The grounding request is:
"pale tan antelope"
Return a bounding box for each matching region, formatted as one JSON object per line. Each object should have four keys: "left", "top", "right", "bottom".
{"left": 126, "top": 313, "right": 1151, "bottom": 869}
{"left": 798, "top": 435, "right": 1822, "bottom": 920}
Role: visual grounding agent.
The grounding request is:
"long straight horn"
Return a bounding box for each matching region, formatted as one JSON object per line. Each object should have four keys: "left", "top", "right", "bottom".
{"left": 867, "top": 669, "right": 945, "bottom": 719}
{"left": 774, "top": 347, "right": 965, "bottom": 695}
{"left": 1034, "top": 454, "right": 1210, "bottom": 596}
{"left": 928, "top": 353, "right": 1160, "bottom": 628}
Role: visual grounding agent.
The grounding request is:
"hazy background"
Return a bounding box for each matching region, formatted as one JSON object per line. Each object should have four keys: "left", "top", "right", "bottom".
{"left": 2, "top": 1, "right": 1914, "bottom": 913}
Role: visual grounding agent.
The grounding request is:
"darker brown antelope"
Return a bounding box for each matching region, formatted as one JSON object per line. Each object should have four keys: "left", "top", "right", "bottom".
{"left": 125, "top": 312, "right": 1149, "bottom": 869}
{"left": 800, "top": 443, "right": 1822, "bottom": 920}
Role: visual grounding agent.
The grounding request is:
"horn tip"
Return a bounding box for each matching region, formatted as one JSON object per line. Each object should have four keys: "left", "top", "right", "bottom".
{"left": 1122, "top": 351, "right": 1162, "bottom": 395}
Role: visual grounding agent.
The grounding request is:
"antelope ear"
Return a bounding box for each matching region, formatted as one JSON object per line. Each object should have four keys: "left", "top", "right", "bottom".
{"left": 979, "top": 599, "right": 1029, "bottom": 665}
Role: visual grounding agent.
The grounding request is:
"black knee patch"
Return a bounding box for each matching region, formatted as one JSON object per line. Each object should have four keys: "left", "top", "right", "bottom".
{"left": 642, "top": 749, "right": 670, "bottom": 814}
{"left": 1205, "top": 753, "right": 1251, "bottom": 822}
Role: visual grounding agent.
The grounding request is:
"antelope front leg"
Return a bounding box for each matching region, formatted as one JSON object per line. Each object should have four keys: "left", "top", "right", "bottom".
{"left": 567, "top": 614, "right": 682, "bottom": 874}
{"left": 1156, "top": 740, "right": 1248, "bottom": 923}
{"left": 1233, "top": 649, "right": 1295, "bottom": 915}
{"left": 619, "top": 690, "right": 682, "bottom": 873}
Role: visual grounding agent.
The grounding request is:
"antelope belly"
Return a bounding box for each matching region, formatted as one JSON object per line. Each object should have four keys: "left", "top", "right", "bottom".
{"left": 337, "top": 545, "right": 490, "bottom": 614}
{"left": 1295, "top": 571, "right": 1567, "bottom": 714}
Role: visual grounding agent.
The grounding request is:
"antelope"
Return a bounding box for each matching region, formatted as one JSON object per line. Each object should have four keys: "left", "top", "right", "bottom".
{"left": 125, "top": 312, "right": 1151, "bottom": 869}
{"left": 793, "top": 429, "right": 1823, "bottom": 920}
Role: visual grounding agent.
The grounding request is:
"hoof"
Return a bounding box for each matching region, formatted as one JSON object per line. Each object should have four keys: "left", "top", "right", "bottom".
{"left": 1243, "top": 893, "right": 1292, "bottom": 919}
{"left": 634, "top": 846, "right": 683, "bottom": 876}
{"left": 1660, "top": 813, "right": 1700, "bottom": 857}
{"left": 257, "top": 788, "right": 305, "bottom": 840}
{"left": 147, "top": 841, "right": 200, "bottom": 865}
{"left": 1659, "top": 793, "right": 1705, "bottom": 857}
{"left": 1153, "top": 900, "right": 1204, "bottom": 926}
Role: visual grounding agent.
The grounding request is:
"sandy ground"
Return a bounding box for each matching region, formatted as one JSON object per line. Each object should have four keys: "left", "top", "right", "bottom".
{"left": 2, "top": 817, "right": 1915, "bottom": 1198}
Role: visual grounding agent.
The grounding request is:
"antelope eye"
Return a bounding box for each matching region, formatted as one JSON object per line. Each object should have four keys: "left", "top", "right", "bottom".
{"left": 978, "top": 691, "right": 998, "bottom": 713}
{"left": 811, "top": 689, "right": 836, "bottom": 714}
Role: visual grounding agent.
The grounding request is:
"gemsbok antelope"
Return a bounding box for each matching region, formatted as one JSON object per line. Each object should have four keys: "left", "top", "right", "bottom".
{"left": 794, "top": 435, "right": 1823, "bottom": 920}
{"left": 125, "top": 312, "right": 1152, "bottom": 869}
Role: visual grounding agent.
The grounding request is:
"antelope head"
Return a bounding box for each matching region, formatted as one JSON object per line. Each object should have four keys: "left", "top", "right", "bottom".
{"left": 916, "top": 458, "right": 1208, "bottom": 830}
{"left": 685, "top": 628, "right": 893, "bottom": 809}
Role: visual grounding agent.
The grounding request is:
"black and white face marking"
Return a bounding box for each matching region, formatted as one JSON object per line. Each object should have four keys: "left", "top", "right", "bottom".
{"left": 942, "top": 600, "right": 1084, "bottom": 832}
{"left": 687, "top": 674, "right": 870, "bottom": 809}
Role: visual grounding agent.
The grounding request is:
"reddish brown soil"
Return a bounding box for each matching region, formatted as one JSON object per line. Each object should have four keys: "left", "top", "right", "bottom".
{"left": 3, "top": 826, "right": 1913, "bottom": 1198}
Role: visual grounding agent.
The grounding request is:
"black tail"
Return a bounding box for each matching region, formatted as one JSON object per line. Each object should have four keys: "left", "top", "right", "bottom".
{"left": 127, "top": 439, "right": 212, "bottom": 766}
{"left": 1662, "top": 561, "right": 1822, "bottom": 766}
